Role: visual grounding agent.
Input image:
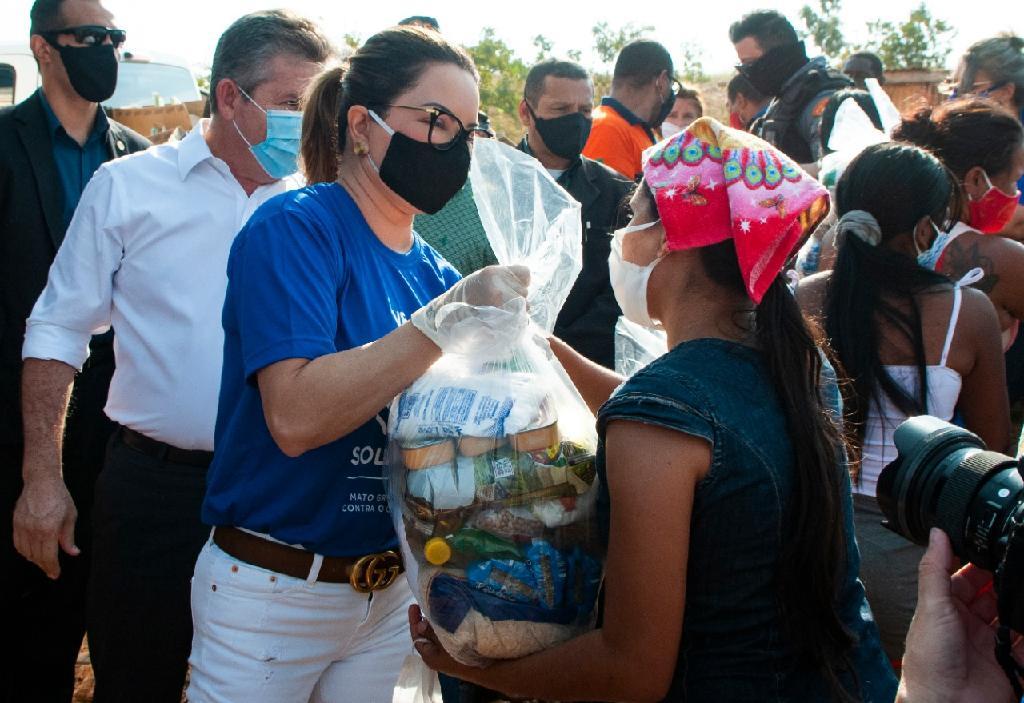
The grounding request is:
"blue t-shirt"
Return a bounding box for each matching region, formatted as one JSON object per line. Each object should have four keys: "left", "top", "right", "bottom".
{"left": 203, "top": 182, "right": 461, "bottom": 557}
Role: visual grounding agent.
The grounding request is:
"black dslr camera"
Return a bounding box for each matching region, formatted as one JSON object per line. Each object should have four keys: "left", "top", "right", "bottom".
{"left": 878, "top": 416, "right": 1024, "bottom": 693}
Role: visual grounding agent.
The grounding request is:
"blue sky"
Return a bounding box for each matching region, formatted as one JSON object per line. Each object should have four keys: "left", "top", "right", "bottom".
{"left": 1, "top": 0, "right": 1017, "bottom": 75}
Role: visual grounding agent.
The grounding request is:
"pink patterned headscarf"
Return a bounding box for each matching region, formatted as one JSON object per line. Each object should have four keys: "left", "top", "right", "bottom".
{"left": 642, "top": 117, "right": 829, "bottom": 303}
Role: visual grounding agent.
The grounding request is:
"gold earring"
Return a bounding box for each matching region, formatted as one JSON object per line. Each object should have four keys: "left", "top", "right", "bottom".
{"left": 354, "top": 142, "right": 368, "bottom": 156}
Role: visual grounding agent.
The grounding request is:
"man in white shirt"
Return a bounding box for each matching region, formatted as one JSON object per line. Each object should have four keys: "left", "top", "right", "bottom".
{"left": 15, "top": 10, "right": 334, "bottom": 701}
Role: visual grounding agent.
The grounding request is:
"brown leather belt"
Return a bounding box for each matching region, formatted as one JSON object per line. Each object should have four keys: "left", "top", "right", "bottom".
{"left": 120, "top": 427, "right": 213, "bottom": 468}
{"left": 212, "top": 526, "right": 403, "bottom": 591}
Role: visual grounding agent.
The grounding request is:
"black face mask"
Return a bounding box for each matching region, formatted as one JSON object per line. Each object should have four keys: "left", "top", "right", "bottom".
{"left": 528, "top": 105, "right": 592, "bottom": 160}
{"left": 56, "top": 44, "right": 119, "bottom": 103}
{"left": 740, "top": 41, "right": 809, "bottom": 98}
{"left": 370, "top": 111, "right": 471, "bottom": 215}
{"left": 653, "top": 84, "right": 676, "bottom": 127}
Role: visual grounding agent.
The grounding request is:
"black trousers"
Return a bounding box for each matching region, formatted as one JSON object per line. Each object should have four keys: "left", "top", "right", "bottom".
{"left": 87, "top": 432, "right": 210, "bottom": 703}
{"left": 0, "top": 358, "right": 115, "bottom": 703}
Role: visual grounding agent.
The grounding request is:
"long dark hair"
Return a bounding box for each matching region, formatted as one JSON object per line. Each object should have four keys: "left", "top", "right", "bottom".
{"left": 824, "top": 143, "right": 959, "bottom": 452}
{"left": 696, "top": 236, "right": 856, "bottom": 699}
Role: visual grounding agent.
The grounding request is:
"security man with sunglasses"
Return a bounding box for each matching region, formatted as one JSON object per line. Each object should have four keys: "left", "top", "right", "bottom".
{"left": 13, "top": 7, "right": 335, "bottom": 702}
{"left": 0, "top": 1, "right": 148, "bottom": 700}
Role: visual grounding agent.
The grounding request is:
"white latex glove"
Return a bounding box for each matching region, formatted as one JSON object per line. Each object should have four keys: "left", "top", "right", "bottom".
{"left": 412, "top": 265, "right": 531, "bottom": 352}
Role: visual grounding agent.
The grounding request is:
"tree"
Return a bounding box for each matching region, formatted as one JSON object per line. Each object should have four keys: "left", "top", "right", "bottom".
{"left": 799, "top": 0, "right": 846, "bottom": 58}
{"left": 678, "top": 43, "right": 708, "bottom": 84}
{"left": 532, "top": 34, "right": 553, "bottom": 62}
{"left": 591, "top": 21, "right": 652, "bottom": 64}
{"left": 343, "top": 34, "right": 361, "bottom": 52}
{"left": 465, "top": 27, "right": 529, "bottom": 138}
{"left": 862, "top": 3, "right": 955, "bottom": 70}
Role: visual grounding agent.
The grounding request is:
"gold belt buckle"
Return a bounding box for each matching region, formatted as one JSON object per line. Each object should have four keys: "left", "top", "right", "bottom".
{"left": 349, "top": 550, "right": 401, "bottom": 593}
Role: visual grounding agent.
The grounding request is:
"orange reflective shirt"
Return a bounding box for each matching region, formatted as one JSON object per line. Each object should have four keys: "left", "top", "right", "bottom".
{"left": 582, "top": 97, "right": 656, "bottom": 181}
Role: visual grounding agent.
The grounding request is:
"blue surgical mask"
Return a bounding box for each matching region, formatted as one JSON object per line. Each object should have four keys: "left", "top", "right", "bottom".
{"left": 233, "top": 86, "right": 302, "bottom": 179}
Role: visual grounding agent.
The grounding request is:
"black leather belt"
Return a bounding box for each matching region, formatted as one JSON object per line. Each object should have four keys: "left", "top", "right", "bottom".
{"left": 119, "top": 426, "right": 213, "bottom": 468}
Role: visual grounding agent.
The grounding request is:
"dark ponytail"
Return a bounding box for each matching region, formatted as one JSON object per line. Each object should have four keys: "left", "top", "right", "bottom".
{"left": 300, "top": 65, "right": 344, "bottom": 184}
{"left": 824, "top": 143, "right": 957, "bottom": 457}
{"left": 700, "top": 241, "right": 857, "bottom": 701}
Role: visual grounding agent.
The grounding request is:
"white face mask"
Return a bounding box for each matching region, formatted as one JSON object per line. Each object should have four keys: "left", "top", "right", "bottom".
{"left": 660, "top": 121, "right": 683, "bottom": 138}
{"left": 608, "top": 220, "right": 664, "bottom": 330}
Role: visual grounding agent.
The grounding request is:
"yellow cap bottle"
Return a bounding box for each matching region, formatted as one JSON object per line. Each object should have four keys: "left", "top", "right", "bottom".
{"left": 424, "top": 537, "right": 452, "bottom": 566}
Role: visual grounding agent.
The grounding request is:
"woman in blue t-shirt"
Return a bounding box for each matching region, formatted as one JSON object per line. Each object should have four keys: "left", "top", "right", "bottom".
{"left": 188, "top": 27, "right": 528, "bottom": 702}
{"left": 412, "top": 118, "right": 897, "bottom": 701}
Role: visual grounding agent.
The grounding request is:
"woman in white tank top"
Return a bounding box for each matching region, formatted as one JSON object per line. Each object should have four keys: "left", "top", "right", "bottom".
{"left": 797, "top": 143, "right": 1010, "bottom": 663}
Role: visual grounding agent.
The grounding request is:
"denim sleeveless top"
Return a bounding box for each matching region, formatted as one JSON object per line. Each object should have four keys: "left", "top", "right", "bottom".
{"left": 596, "top": 339, "right": 896, "bottom": 702}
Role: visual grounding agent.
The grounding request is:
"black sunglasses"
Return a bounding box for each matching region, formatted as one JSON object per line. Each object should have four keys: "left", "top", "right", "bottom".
{"left": 41, "top": 25, "right": 127, "bottom": 49}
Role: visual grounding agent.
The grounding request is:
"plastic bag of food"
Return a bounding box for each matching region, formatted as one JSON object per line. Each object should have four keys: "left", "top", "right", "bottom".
{"left": 388, "top": 139, "right": 603, "bottom": 667}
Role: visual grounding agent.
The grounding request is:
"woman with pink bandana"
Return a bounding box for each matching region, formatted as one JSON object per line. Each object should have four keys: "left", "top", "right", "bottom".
{"left": 409, "top": 118, "right": 896, "bottom": 702}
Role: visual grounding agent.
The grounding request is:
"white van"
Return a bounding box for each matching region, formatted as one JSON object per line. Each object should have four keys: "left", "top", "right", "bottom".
{"left": 0, "top": 44, "right": 202, "bottom": 110}
{"left": 0, "top": 43, "right": 39, "bottom": 106}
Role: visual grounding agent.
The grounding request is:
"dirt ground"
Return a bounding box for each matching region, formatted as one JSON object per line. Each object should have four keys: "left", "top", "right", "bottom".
{"left": 72, "top": 642, "right": 94, "bottom": 702}
{"left": 72, "top": 643, "right": 186, "bottom": 702}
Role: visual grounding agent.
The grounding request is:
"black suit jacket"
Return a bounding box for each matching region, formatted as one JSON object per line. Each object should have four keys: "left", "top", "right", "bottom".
{"left": 554, "top": 155, "right": 632, "bottom": 369}
{"left": 0, "top": 90, "right": 149, "bottom": 447}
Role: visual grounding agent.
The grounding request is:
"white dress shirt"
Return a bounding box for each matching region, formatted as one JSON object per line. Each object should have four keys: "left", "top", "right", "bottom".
{"left": 24, "top": 120, "right": 300, "bottom": 451}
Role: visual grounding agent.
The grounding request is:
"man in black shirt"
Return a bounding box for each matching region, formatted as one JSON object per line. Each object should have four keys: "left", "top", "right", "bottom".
{"left": 730, "top": 10, "right": 850, "bottom": 173}
{"left": 0, "top": 1, "right": 148, "bottom": 700}
{"left": 517, "top": 59, "right": 633, "bottom": 369}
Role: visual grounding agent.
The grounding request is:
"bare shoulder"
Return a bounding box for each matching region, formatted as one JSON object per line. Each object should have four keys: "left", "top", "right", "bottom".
{"left": 958, "top": 286, "right": 1001, "bottom": 338}
{"left": 795, "top": 271, "right": 831, "bottom": 319}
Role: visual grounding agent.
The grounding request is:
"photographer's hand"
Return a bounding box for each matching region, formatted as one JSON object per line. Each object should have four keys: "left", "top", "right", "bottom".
{"left": 898, "top": 528, "right": 1023, "bottom": 703}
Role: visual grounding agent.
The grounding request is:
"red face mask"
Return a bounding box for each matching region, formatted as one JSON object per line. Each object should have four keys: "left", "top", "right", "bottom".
{"left": 729, "top": 111, "right": 745, "bottom": 130}
{"left": 968, "top": 170, "right": 1020, "bottom": 234}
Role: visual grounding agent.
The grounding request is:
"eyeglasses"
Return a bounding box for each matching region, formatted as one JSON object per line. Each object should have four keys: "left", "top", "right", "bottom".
{"left": 370, "top": 104, "right": 486, "bottom": 151}
{"left": 944, "top": 80, "right": 1006, "bottom": 100}
{"left": 41, "top": 25, "right": 127, "bottom": 49}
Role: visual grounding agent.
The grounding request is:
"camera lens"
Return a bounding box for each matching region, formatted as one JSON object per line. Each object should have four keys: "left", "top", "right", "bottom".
{"left": 877, "top": 416, "right": 1024, "bottom": 571}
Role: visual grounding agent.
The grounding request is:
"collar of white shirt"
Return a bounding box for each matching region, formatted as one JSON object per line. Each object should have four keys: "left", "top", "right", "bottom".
{"left": 177, "top": 118, "right": 219, "bottom": 182}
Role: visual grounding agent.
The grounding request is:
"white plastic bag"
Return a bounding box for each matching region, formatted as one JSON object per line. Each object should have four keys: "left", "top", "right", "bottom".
{"left": 614, "top": 317, "right": 668, "bottom": 378}
{"left": 392, "top": 653, "right": 442, "bottom": 703}
{"left": 388, "top": 140, "right": 602, "bottom": 667}
{"left": 820, "top": 78, "right": 899, "bottom": 190}
{"left": 469, "top": 139, "right": 582, "bottom": 334}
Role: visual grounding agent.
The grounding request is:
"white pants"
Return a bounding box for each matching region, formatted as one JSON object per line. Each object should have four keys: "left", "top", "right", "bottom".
{"left": 187, "top": 539, "right": 414, "bottom": 703}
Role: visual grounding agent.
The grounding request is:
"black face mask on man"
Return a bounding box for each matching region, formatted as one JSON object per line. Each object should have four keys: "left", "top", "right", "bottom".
{"left": 740, "top": 41, "right": 809, "bottom": 98}
{"left": 54, "top": 44, "right": 119, "bottom": 103}
{"left": 527, "top": 104, "right": 592, "bottom": 161}
{"left": 367, "top": 110, "right": 472, "bottom": 215}
{"left": 652, "top": 77, "right": 676, "bottom": 127}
